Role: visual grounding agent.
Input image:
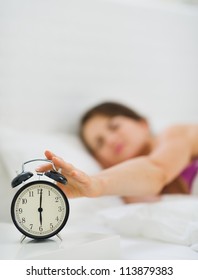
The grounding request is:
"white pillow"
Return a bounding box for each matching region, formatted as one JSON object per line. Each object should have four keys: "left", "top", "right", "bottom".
{"left": 0, "top": 126, "right": 101, "bottom": 179}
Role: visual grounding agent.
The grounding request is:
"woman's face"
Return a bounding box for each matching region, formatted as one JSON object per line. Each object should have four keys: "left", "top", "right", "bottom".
{"left": 82, "top": 114, "right": 152, "bottom": 168}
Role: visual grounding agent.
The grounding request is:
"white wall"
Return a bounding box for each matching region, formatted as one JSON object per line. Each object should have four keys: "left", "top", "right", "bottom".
{"left": 0, "top": 0, "right": 198, "bottom": 134}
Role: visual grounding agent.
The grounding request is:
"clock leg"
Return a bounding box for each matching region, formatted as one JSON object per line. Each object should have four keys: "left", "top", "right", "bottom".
{"left": 20, "top": 235, "right": 26, "bottom": 243}
{"left": 56, "top": 233, "right": 62, "bottom": 242}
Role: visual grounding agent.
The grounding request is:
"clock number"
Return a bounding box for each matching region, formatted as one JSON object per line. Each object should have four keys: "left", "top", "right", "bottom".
{"left": 39, "top": 226, "right": 43, "bottom": 232}
{"left": 58, "top": 206, "right": 62, "bottom": 212}
{"left": 55, "top": 216, "right": 59, "bottom": 221}
{"left": 29, "top": 224, "right": 33, "bottom": 229}
{"left": 29, "top": 191, "right": 34, "bottom": 197}
{"left": 48, "top": 190, "right": 51, "bottom": 196}
{"left": 37, "top": 189, "right": 42, "bottom": 195}
{"left": 22, "top": 198, "right": 27, "bottom": 204}
{"left": 55, "top": 197, "right": 59, "bottom": 203}
{"left": 18, "top": 208, "right": 23, "bottom": 214}
{"left": 50, "top": 223, "right": 54, "bottom": 230}
{"left": 22, "top": 217, "right": 26, "bottom": 223}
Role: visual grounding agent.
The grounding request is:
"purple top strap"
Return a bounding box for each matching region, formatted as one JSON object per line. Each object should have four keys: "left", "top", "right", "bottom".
{"left": 180, "top": 159, "right": 198, "bottom": 191}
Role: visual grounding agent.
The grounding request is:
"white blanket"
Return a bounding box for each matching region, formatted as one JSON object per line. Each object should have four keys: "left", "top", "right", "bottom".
{"left": 98, "top": 196, "right": 198, "bottom": 250}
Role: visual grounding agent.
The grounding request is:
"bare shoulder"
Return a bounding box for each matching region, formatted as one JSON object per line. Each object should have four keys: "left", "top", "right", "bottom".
{"left": 159, "top": 124, "right": 198, "bottom": 138}
{"left": 158, "top": 124, "right": 198, "bottom": 156}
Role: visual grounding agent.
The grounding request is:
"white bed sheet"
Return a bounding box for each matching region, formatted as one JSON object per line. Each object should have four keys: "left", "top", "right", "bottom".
{"left": 66, "top": 195, "right": 198, "bottom": 260}
{"left": 120, "top": 237, "right": 198, "bottom": 260}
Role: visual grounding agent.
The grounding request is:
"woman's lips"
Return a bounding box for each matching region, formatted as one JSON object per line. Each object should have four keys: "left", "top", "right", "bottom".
{"left": 114, "top": 143, "right": 124, "bottom": 154}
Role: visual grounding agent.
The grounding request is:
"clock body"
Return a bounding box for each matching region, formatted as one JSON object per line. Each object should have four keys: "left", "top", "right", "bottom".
{"left": 11, "top": 180, "right": 69, "bottom": 239}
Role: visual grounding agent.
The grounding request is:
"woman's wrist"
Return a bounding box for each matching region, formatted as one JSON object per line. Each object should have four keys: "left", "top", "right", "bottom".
{"left": 90, "top": 175, "right": 107, "bottom": 197}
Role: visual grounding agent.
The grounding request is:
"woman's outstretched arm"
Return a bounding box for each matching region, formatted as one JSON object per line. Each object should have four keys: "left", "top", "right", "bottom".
{"left": 36, "top": 124, "right": 198, "bottom": 198}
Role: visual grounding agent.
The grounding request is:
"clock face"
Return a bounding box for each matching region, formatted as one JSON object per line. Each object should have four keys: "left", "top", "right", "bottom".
{"left": 11, "top": 180, "right": 69, "bottom": 239}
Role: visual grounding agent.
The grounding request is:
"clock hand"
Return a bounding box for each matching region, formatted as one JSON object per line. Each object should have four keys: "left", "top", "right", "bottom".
{"left": 39, "top": 211, "right": 42, "bottom": 226}
{"left": 38, "top": 189, "right": 43, "bottom": 226}
{"left": 40, "top": 189, "right": 42, "bottom": 208}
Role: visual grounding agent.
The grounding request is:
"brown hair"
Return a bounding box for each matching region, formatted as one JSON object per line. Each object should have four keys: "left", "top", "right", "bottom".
{"left": 80, "top": 101, "right": 145, "bottom": 151}
{"left": 81, "top": 101, "right": 145, "bottom": 124}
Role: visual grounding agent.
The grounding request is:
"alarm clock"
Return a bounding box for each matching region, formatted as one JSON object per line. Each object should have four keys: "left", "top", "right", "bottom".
{"left": 11, "top": 159, "right": 69, "bottom": 241}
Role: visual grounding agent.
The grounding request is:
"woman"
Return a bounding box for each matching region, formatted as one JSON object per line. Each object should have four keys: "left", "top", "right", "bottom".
{"left": 36, "top": 101, "right": 198, "bottom": 203}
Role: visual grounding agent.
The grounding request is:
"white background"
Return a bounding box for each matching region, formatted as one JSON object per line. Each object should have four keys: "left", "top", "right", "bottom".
{"left": 0, "top": 0, "right": 198, "bottom": 134}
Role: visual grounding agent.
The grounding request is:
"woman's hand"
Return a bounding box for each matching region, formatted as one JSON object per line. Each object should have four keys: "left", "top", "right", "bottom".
{"left": 36, "top": 150, "right": 102, "bottom": 198}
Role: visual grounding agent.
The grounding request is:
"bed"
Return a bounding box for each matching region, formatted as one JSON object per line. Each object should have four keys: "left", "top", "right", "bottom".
{"left": 0, "top": 127, "right": 198, "bottom": 259}
{"left": 0, "top": 0, "right": 198, "bottom": 259}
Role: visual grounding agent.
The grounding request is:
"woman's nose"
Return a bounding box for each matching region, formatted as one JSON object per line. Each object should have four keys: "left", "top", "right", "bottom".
{"left": 106, "top": 133, "right": 117, "bottom": 146}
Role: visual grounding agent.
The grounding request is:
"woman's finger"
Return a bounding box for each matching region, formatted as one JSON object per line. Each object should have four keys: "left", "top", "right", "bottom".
{"left": 36, "top": 152, "right": 76, "bottom": 176}
{"left": 52, "top": 157, "right": 75, "bottom": 175}
{"left": 35, "top": 150, "right": 57, "bottom": 172}
{"left": 36, "top": 163, "right": 53, "bottom": 172}
{"left": 45, "top": 150, "right": 57, "bottom": 160}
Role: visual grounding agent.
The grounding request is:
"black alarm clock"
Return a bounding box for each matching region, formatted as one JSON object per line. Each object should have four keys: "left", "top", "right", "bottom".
{"left": 11, "top": 159, "right": 69, "bottom": 241}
